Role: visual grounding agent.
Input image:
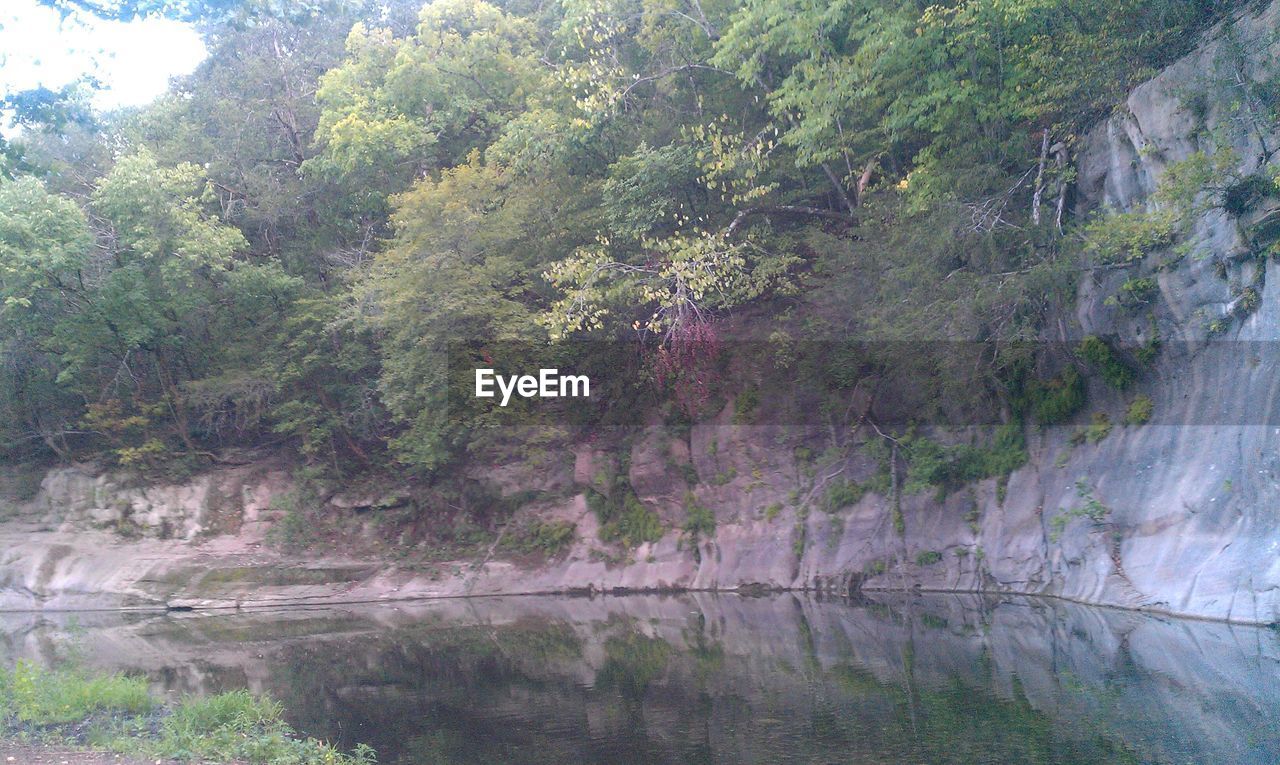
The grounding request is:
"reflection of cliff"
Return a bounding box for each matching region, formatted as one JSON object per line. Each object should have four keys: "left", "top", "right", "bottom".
{"left": 3, "top": 594, "right": 1278, "bottom": 764}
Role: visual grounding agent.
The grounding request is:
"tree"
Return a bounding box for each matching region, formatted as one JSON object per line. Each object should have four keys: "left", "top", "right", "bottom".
{"left": 0, "top": 177, "right": 93, "bottom": 458}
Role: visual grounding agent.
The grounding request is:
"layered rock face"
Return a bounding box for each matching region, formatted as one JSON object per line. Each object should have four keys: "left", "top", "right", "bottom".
{"left": 3, "top": 2, "right": 1280, "bottom": 622}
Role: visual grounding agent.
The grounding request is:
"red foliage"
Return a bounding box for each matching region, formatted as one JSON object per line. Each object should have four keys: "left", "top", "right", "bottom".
{"left": 651, "top": 320, "right": 721, "bottom": 418}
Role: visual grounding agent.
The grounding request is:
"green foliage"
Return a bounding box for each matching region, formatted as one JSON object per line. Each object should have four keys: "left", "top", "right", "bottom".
{"left": 146, "top": 689, "right": 375, "bottom": 764}
{"left": 500, "top": 518, "right": 577, "bottom": 557}
{"left": 1135, "top": 332, "right": 1162, "bottom": 366}
{"left": 823, "top": 479, "right": 867, "bottom": 513}
{"left": 0, "top": 662, "right": 374, "bottom": 764}
{"left": 713, "top": 0, "right": 1225, "bottom": 208}
{"left": 265, "top": 475, "right": 327, "bottom": 553}
{"left": 589, "top": 488, "right": 664, "bottom": 548}
{"left": 602, "top": 143, "right": 702, "bottom": 240}
{"left": 1223, "top": 173, "right": 1277, "bottom": 217}
{"left": 0, "top": 0, "right": 1239, "bottom": 523}
{"left": 915, "top": 550, "right": 943, "bottom": 567}
{"left": 1025, "top": 369, "right": 1086, "bottom": 425}
{"left": 733, "top": 386, "right": 760, "bottom": 424}
{"left": 1086, "top": 412, "right": 1113, "bottom": 443}
{"left": 709, "top": 466, "right": 738, "bottom": 486}
{"left": 683, "top": 493, "right": 716, "bottom": 539}
{"left": 901, "top": 423, "right": 1027, "bottom": 496}
{"left": 1124, "top": 395, "right": 1154, "bottom": 426}
{"left": 1076, "top": 336, "right": 1135, "bottom": 389}
{"left": 1049, "top": 479, "right": 1111, "bottom": 541}
{"left": 1083, "top": 209, "right": 1178, "bottom": 264}
{"left": 1106, "top": 277, "right": 1159, "bottom": 310}
{"left": 1, "top": 660, "right": 151, "bottom": 725}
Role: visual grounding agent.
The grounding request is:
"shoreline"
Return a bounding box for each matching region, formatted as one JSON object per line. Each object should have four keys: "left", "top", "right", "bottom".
{"left": 4, "top": 583, "right": 1277, "bottom": 629}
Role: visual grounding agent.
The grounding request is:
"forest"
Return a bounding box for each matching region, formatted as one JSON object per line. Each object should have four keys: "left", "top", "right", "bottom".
{"left": 0, "top": 0, "right": 1258, "bottom": 495}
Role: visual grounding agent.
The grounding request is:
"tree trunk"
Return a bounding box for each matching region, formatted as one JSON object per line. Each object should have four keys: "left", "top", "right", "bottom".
{"left": 856, "top": 157, "right": 878, "bottom": 206}
{"left": 1053, "top": 142, "right": 1069, "bottom": 233}
{"left": 1031, "top": 130, "right": 1049, "bottom": 226}
{"left": 820, "top": 163, "right": 857, "bottom": 216}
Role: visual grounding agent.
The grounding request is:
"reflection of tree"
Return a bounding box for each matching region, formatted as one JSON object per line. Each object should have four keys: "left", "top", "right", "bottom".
{"left": 95, "top": 602, "right": 1164, "bottom": 765}
{"left": 595, "top": 631, "right": 673, "bottom": 704}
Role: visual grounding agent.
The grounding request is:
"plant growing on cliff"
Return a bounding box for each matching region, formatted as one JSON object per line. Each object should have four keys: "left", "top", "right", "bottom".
{"left": 915, "top": 550, "right": 943, "bottom": 566}
{"left": 499, "top": 518, "right": 577, "bottom": 557}
{"left": 590, "top": 488, "right": 664, "bottom": 548}
{"left": 1083, "top": 209, "right": 1179, "bottom": 264}
{"left": 683, "top": 493, "right": 716, "bottom": 541}
{"left": 1049, "top": 479, "right": 1112, "bottom": 542}
{"left": 1025, "top": 369, "right": 1087, "bottom": 426}
{"left": 1106, "top": 277, "right": 1160, "bottom": 310}
{"left": 1124, "top": 395, "right": 1154, "bottom": 425}
{"left": 899, "top": 423, "right": 1027, "bottom": 498}
{"left": 1076, "top": 336, "right": 1136, "bottom": 389}
{"left": 1086, "top": 412, "right": 1113, "bottom": 443}
{"left": 823, "top": 479, "right": 867, "bottom": 513}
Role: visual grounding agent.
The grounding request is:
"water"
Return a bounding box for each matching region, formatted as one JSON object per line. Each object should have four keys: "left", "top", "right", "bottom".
{"left": 3, "top": 593, "right": 1280, "bottom": 764}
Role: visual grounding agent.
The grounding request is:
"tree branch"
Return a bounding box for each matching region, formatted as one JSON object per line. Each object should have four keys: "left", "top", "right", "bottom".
{"left": 726, "top": 205, "right": 850, "bottom": 237}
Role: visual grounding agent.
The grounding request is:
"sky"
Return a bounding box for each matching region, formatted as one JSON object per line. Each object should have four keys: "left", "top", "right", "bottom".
{"left": 0, "top": 0, "right": 207, "bottom": 111}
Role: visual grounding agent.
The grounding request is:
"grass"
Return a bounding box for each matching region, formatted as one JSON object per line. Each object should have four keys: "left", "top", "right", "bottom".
{"left": 498, "top": 518, "right": 577, "bottom": 556}
{"left": 1, "top": 660, "right": 152, "bottom": 725}
{"left": 0, "top": 662, "right": 375, "bottom": 765}
{"left": 587, "top": 488, "right": 665, "bottom": 548}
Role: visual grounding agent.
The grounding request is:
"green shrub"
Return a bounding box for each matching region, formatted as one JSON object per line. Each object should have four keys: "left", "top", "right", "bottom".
{"left": 265, "top": 489, "right": 319, "bottom": 552}
{"left": 915, "top": 550, "right": 943, "bottom": 566}
{"left": 499, "top": 519, "right": 577, "bottom": 556}
{"left": 1234, "top": 285, "right": 1262, "bottom": 318}
{"left": 1107, "top": 276, "right": 1158, "bottom": 309}
{"left": 680, "top": 462, "right": 699, "bottom": 485}
{"left": 1049, "top": 480, "right": 1112, "bottom": 542}
{"left": 683, "top": 494, "right": 716, "bottom": 539}
{"left": 1026, "top": 369, "right": 1086, "bottom": 425}
{"left": 823, "top": 479, "right": 866, "bottom": 512}
{"left": 595, "top": 490, "right": 664, "bottom": 548}
{"left": 1076, "top": 335, "right": 1135, "bottom": 389}
{"left": 1083, "top": 208, "right": 1178, "bottom": 263}
{"left": 901, "top": 422, "right": 1027, "bottom": 495}
{"left": 709, "top": 466, "right": 737, "bottom": 485}
{"left": 1124, "top": 395, "right": 1153, "bottom": 425}
{"left": 1086, "top": 412, "right": 1112, "bottom": 443}
{"left": 1223, "top": 173, "right": 1277, "bottom": 217}
{"left": 1135, "top": 334, "right": 1161, "bottom": 366}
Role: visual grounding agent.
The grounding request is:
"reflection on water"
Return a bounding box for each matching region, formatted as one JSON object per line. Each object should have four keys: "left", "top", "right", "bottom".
{"left": 3, "top": 593, "right": 1279, "bottom": 764}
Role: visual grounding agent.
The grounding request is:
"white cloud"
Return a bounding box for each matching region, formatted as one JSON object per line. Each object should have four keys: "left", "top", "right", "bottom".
{"left": 0, "top": 0, "right": 206, "bottom": 111}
